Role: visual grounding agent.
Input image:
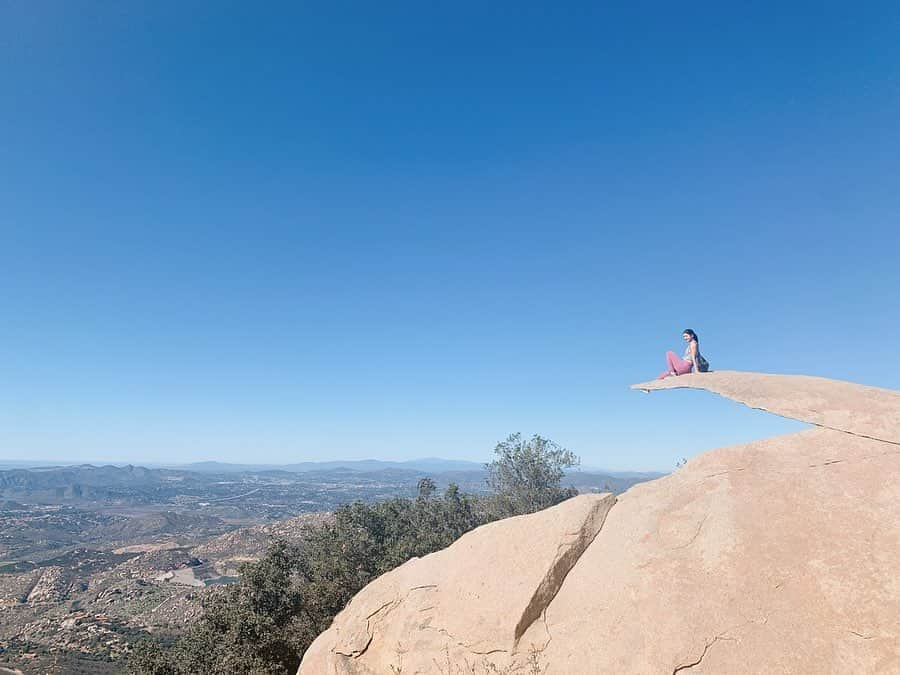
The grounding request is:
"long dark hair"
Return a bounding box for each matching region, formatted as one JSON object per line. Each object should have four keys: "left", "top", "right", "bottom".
{"left": 683, "top": 328, "right": 699, "bottom": 344}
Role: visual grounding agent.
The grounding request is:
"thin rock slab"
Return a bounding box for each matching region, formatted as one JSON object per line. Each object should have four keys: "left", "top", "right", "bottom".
{"left": 631, "top": 370, "right": 900, "bottom": 444}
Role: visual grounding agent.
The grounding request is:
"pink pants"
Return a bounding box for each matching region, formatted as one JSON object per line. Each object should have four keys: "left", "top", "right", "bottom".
{"left": 660, "top": 351, "right": 693, "bottom": 378}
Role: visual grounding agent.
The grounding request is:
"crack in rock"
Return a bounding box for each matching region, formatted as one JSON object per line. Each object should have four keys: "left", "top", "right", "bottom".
{"left": 704, "top": 467, "right": 746, "bottom": 479}
{"left": 809, "top": 451, "right": 899, "bottom": 469}
{"left": 672, "top": 634, "right": 735, "bottom": 673}
{"left": 420, "top": 624, "right": 509, "bottom": 656}
{"left": 809, "top": 459, "right": 844, "bottom": 467}
{"left": 526, "top": 608, "right": 553, "bottom": 654}
{"left": 365, "top": 601, "right": 396, "bottom": 622}
{"left": 804, "top": 427, "right": 900, "bottom": 448}
{"left": 667, "top": 513, "right": 709, "bottom": 551}
{"left": 512, "top": 494, "right": 616, "bottom": 648}
{"left": 335, "top": 585, "right": 438, "bottom": 659}
{"left": 333, "top": 601, "right": 394, "bottom": 658}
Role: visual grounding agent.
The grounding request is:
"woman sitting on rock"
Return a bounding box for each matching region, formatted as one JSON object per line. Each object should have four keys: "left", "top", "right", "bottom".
{"left": 658, "top": 329, "right": 707, "bottom": 379}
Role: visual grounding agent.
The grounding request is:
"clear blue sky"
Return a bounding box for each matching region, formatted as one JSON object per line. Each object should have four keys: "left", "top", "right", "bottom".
{"left": 2, "top": 2, "right": 898, "bottom": 470}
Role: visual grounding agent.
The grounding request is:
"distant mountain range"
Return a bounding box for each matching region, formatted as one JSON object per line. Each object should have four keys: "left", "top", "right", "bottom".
{"left": 175, "top": 458, "right": 486, "bottom": 474}
{"left": 0, "top": 458, "right": 665, "bottom": 479}
{"left": 0, "top": 460, "right": 666, "bottom": 509}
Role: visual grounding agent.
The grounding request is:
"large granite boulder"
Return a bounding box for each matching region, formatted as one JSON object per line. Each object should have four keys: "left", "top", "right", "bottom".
{"left": 300, "top": 372, "right": 900, "bottom": 674}
{"left": 300, "top": 492, "right": 617, "bottom": 673}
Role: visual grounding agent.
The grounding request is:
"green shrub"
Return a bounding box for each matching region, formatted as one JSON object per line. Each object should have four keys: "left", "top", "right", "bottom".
{"left": 484, "top": 433, "right": 579, "bottom": 518}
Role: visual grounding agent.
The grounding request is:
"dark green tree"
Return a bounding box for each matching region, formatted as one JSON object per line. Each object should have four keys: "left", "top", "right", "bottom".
{"left": 416, "top": 476, "right": 437, "bottom": 499}
{"left": 485, "top": 432, "right": 580, "bottom": 518}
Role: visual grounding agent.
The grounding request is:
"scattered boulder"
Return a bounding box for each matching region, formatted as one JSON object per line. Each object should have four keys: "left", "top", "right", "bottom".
{"left": 25, "top": 567, "right": 72, "bottom": 605}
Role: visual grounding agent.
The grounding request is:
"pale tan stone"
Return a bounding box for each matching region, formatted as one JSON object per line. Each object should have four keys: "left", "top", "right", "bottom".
{"left": 631, "top": 370, "right": 900, "bottom": 444}
{"left": 534, "top": 427, "right": 899, "bottom": 673}
{"left": 299, "top": 373, "right": 900, "bottom": 674}
{"left": 300, "top": 493, "right": 616, "bottom": 674}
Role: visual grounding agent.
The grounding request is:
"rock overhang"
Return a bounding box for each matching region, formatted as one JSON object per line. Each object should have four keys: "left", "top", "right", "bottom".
{"left": 630, "top": 370, "right": 900, "bottom": 445}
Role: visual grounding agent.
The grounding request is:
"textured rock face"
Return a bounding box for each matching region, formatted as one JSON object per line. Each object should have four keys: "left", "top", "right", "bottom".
{"left": 299, "top": 373, "right": 900, "bottom": 674}
{"left": 301, "top": 493, "right": 617, "bottom": 673}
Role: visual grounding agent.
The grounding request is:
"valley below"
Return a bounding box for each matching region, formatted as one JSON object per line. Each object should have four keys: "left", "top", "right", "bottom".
{"left": 0, "top": 461, "right": 656, "bottom": 673}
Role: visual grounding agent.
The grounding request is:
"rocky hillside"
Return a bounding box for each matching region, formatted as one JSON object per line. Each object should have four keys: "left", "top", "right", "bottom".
{"left": 299, "top": 371, "right": 899, "bottom": 674}
{"left": 191, "top": 512, "right": 332, "bottom": 575}
{"left": 0, "top": 512, "right": 329, "bottom": 673}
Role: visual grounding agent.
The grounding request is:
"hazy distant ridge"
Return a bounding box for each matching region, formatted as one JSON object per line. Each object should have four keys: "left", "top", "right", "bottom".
{"left": 177, "top": 458, "right": 487, "bottom": 473}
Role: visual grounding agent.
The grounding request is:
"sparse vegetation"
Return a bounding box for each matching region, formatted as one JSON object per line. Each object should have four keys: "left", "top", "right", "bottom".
{"left": 430, "top": 644, "right": 550, "bottom": 674}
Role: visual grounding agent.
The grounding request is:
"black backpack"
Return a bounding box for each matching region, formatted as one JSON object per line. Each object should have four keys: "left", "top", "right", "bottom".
{"left": 696, "top": 354, "right": 710, "bottom": 372}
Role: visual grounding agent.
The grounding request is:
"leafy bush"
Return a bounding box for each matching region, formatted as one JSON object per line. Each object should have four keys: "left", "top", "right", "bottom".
{"left": 485, "top": 433, "right": 579, "bottom": 518}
